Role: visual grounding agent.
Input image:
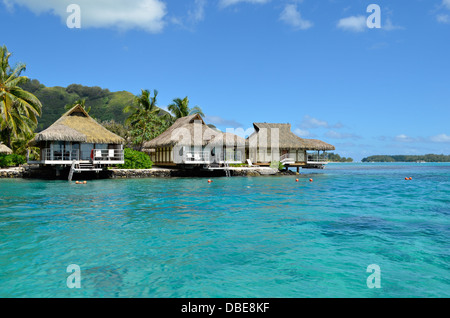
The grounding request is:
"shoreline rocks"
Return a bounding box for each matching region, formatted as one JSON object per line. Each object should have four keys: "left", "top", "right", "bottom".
{"left": 0, "top": 167, "right": 25, "bottom": 178}
{"left": 0, "top": 166, "right": 294, "bottom": 180}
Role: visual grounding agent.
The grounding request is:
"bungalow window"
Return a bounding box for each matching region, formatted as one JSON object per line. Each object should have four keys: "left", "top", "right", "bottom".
{"left": 53, "top": 142, "right": 63, "bottom": 160}
{"left": 81, "top": 143, "right": 94, "bottom": 160}
{"left": 72, "top": 143, "right": 80, "bottom": 160}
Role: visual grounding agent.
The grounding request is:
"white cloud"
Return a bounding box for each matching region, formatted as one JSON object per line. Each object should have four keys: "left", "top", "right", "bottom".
{"left": 430, "top": 134, "right": 450, "bottom": 143}
{"left": 188, "top": 0, "right": 206, "bottom": 22}
{"left": 337, "top": 15, "right": 367, "bottom": 32}
{"left": 219, "top": 0, "right": 269, "bottom": 8}
{"left": 325, "top": 130, "right": 361, "bottom": 140}
{"left": 444, "top": 0, "right": 450, "bottom": 10}
{"left": 204, "top": 115, "right": 243, "bottom": 129}
{"left": 437, "top": 14, "right": 450, "bottom": 24}
{"left": 279, "top": 4, "right": 313, "bottom": 30}
{"left": 294, "top": 128, "right": 315, "bottom": 138}
{"left": 383, "top": 18, "right": 404, "bottom": 31}
{"left": 3, "top": 0, "right": 167, "bottom": 33}
{"left": 299, "top": 115, "right": 343, "bottom": 130}
{"left": 299, "top": 115, "right": 329, "bottom": 129}
{"left": 395, "top": 134, "right": 415, "bottom": 143}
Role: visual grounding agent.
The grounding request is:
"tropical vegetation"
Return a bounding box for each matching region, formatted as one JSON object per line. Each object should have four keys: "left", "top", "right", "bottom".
{"left": 327, "top": 153, "right": 354, "bottom": 162}
{"left": 168, "top": 96, "right": 204, "bottom": 121}
{"left": 19, "top": 80, "right": 140, "bottom": 131}
{"left": 117, "top": 148, "right": 153, "bottom": 169}
{"left": 0, "top": 153, "right": 26, "bottom": 168}
{"left": 123, "top": 89, "right": 171, "bottom": 150}
{"left": 0, "top": 45, "right": 42, "bottom": 148}
{"left": 270, "top": 160, "right": 285, "bottom": 171}
{"left": 65, "top": 98, "right": 91, "bottom": 113}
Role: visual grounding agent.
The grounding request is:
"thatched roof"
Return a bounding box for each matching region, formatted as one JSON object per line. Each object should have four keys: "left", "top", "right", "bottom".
{"left": 247, "top": 122, "right": 335, "bottom": 151}
{"left": 247, "top": 123, "right": 307, "bottom": 149}
{"left": 143, "top": 114, "right": 244, "bottom": 149}
{"left": 0, "top": 143, "right": 13, "bottom": 154}
{"left": 30, "top": 105, "right": 125, "bottom": 146}
{"left": 302, "top": 139, "right": 335, "bottom": 151}
{"left": 208, "top": 132, "right": 246, "bottom": 147}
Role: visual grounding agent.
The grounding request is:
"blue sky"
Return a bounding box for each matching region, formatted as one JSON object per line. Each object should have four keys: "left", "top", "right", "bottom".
{"left": 1, "top": 0, "right": 449, "bottom": 161}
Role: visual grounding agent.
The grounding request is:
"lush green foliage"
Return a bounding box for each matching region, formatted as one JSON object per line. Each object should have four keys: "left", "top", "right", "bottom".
{"left": 10, "top": 129, "right": 39, "bottom": 159}
{"left": 100, "top": 120, "right": 130, "bottom": 144}
{"left": 269, "top": 160, "right": 285, "bottom": 171}
{"left": 362, "top": 154, "right": 450, "bottom": 162}
{"left": 124, "top": 89, "right": 172, "bottom": 150}
{"left": 0, "top": 46, "right": 42, "bottom": 147}
{"left": 19, "top": 80, "right": 170, "bottom": 131}
{"left": 327, "top": 153, "right": 354, "bottom": 162}
{"left": 65, "top": 98, "right": 91, "bottom": 113}
{"left": 168, "top": 96, "right": 204, "bottom": 120}
{"left": 230, "top": 163, "right": 248, "bottom": 167}
{"left": 117, "top": 148, "right": 153, "bottom": 169}
{"left": 128, "top": 113, "right": 171, "bottom": 149}
{"left": 0, "top": 153, "right": 26, "bottom": 168}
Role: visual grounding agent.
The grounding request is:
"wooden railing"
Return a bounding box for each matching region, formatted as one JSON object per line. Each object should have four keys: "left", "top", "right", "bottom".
{"left": 221, "top": 152, "right": 242, "bottom": 163}
{"left": 280, "top": 153, "right": 296, "bottom": 163}
{"left": 39, "top": 148, "right": 124, "bottom": 162}
{"left": 182, "top": 151, "right": 211, "bottom": 163}
{"left": 181, "top": 151, "right": 243, "bottom": 164}
{"left": 307, "top": 154, "right": 328, "bottom": 163}
{"left": 91, "top": 149, "right": 124, "bottom": 161}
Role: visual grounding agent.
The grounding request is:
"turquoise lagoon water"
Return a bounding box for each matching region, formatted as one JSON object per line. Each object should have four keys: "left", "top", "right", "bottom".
{"left": 0, "top": 163, "right": 449, "bottom": 298}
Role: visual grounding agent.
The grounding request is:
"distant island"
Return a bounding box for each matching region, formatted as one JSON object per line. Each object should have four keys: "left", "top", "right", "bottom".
{"left": 362, "top": 154, "right": 450, "bottom": 162}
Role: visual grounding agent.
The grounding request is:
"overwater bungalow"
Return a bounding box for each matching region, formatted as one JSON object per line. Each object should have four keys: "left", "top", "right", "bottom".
{"left": 246, "top": 122, "right": 335, "bottom": 169}
{"left": 28, "top": 105, "right": 125, "bottom": 178}
{"left": 0, "top": 143, "right": 13, "bottom": 155}
{"left": 143, "top": 114, "right": 245, "bottom": 168}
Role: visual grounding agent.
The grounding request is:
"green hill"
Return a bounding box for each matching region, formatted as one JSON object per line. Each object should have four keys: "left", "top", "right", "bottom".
{"left": 20, "top": 79, "right": 168, "bottom": 131}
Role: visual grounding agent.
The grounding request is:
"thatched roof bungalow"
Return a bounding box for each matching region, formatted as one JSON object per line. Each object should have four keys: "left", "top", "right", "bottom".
{"left": 246, "top": 122, "right": 335, "bottom": 168}
{"left": 143, "top": 114, "right": 245, "bottom": 165}
{"left": 30, "top": 105, "right": 124, "bottom": 146}
{"left": 0, "top": 143, "right": 13, "bottom": 155}
{"left": 28, "top": 105, "right": 125, "bottom": 166}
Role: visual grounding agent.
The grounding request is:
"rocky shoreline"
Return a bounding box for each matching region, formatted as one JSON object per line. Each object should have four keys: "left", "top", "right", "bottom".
{"left": 0, "top": 167, "right": 26, "bottom": 178}
{"left": 0, "top": 166, "right": 297, "bottom": 180}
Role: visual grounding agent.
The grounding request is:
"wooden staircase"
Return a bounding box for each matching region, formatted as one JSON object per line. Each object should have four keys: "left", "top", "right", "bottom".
{"left": 68, "top": 161, "right": 103, "bottom": 181}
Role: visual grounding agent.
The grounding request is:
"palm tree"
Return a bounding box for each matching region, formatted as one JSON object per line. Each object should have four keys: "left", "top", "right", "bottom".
{"left": 168, "top": 96, "right": 205, "bottom": 120}
{"left": 11, "top": 128, "right": 40, "bottom": 159}
{"left": 0, "top": 45, "right": 42, "bottom": 147}
{"left": 123, "top": 89, "right": 163, "bottom": 150}
{"left": 124, "top": 89, "right": 160, "bottom": 118}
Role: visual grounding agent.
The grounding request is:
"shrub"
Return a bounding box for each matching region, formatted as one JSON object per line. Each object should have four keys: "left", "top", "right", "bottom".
{"left": 230, "top": 163, "right": 247, "bottom": 167}
{"left": 0, "top": 154, "right": 26, "bottom": 168}
{"left": 117, "top": 148, "right": 153, "bottom": 169}
{"left": 270, "top": 160, "right": 285, "bottom": 171}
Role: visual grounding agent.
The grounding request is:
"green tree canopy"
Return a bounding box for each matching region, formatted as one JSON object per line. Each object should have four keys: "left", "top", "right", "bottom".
{"left": 65, "top": 98, "right": 91, "bottom": 113}
{"left": 0, "top": 45, "right": 42, "bottom": 147}
{"left": 168, "top": 96, "right": 205, "bottom": 120}
{"left": 123, "top": 89, "right": 171, "bottom": 150}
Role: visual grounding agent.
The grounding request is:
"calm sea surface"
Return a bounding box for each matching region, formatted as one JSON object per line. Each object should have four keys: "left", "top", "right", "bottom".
{"left": 0, "top": 163, "right": 449, "bottom": 298}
